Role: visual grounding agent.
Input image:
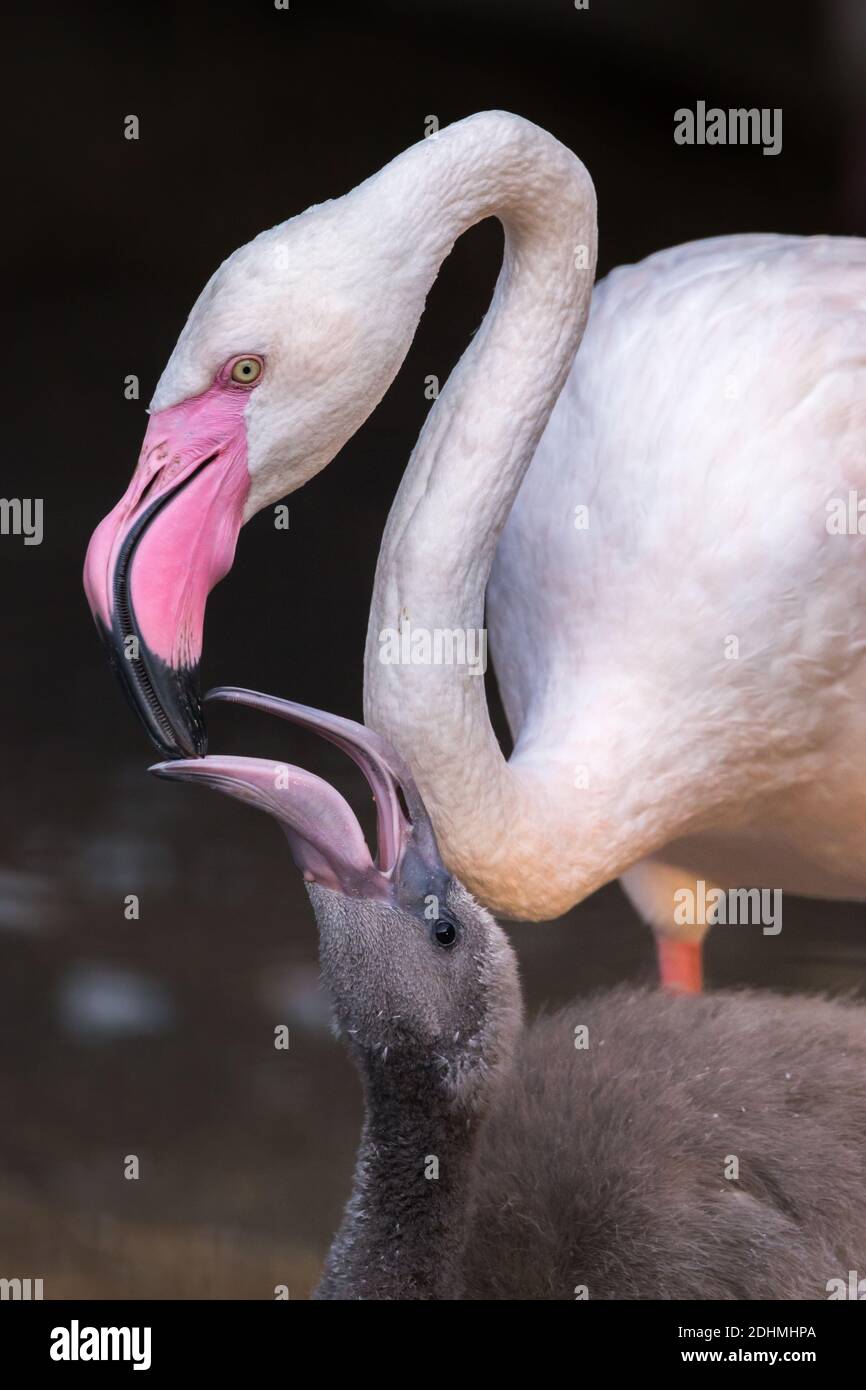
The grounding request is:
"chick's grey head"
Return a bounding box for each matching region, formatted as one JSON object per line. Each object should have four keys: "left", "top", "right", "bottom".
{"left": 308, "top": 877, "right": 521, "bottom": 1105}
{"left": 152, "top": 687, "right": 522, "bottom": 1108}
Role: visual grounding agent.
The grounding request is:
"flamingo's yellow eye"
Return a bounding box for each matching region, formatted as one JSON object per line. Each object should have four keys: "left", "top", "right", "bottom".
{"left": 230, "top": 357, "right": 263, "bottom": 386}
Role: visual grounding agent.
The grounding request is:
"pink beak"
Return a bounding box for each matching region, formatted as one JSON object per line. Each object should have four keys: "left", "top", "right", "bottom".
{"left": 150, "top": 687, "right": 449, "bottom": 906}
{"left": 83, "top": 381, "right": 252, "bottom": 757}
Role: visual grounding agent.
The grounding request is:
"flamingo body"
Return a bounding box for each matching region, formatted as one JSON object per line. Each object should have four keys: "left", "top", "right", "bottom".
{"left": 83, "top": 114, "right": 866, "bottom": 985}
{"left": 487, "top": 233, "right": 866, "bottom": 949}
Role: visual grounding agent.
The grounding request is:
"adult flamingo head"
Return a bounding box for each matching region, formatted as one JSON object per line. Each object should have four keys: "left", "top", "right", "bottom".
{"left": 84, "top": 111, "right": 596, "bottom": 775}
{"left": 83, "top": 156, "right": 445, "bottom": 757}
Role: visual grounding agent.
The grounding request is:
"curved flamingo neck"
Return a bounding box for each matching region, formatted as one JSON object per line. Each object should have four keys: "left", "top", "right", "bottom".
{"left": 361, "top": 114, "right": 612, "bottom": 917}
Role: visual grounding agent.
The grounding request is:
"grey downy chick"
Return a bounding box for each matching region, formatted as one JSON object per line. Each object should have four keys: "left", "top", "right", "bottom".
{"left": 153, "top": 687, "right": 866, "bottom": 1301}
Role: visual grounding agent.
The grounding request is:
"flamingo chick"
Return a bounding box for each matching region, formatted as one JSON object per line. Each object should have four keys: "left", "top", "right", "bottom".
{"left": 152, "top": 687, "right": 866, "bottom": 1299}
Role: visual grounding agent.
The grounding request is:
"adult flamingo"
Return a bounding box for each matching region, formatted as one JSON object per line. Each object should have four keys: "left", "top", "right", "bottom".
{"left": 84, "top": 112, "right": 866, "bottom": 990}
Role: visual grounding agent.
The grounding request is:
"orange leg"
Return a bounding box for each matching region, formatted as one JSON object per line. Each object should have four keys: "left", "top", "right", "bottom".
{"left": 655, "top": 934, "right": 703, "bottom": 993}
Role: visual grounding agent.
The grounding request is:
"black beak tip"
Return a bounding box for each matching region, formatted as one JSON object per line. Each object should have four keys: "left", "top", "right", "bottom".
{"left": 146, "top": 678, "right": 208, "bottom": 760}
{"left": 153, "top": 720, "right": 208, "bottom": 761}
{"left": 94, "top": 617, "right": 209, "bottom": 760}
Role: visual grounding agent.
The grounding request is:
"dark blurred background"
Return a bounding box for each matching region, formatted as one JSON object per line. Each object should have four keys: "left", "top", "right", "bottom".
{"left": 3, "top": 0, "right": 866, "bottom": 1297}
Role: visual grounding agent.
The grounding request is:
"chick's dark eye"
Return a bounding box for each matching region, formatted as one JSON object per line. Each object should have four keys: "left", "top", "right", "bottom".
{"left": 432, "top": 917, "right": 458, "bottom": 948}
